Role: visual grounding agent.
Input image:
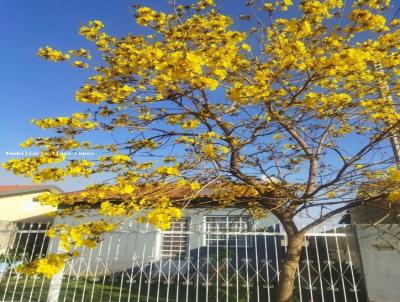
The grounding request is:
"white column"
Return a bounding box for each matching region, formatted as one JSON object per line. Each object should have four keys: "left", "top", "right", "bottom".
{"left": 47, "top": 269, "right": 64, "bottom": 302}
{"left": 47, "top": 239, "right": 64, "bottom": 302}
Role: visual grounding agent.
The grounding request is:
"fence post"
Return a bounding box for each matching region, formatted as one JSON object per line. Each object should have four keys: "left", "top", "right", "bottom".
{"left": 47, "top": 269, "right": 64, "bottom": 302}
{"left": 47, "top": 239, "right": 64, "bottom": 302}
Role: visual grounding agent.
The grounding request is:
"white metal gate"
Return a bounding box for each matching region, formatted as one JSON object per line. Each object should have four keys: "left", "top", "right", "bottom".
{"left": 0, "top": 222, "right": 366, "bottom": 302}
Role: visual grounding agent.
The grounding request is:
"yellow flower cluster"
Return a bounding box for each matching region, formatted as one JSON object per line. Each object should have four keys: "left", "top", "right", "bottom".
{"left": 33, "top": 7, "right": 250, "bottom": 107}
{"left": 302, "top": 92, "right": 352, "bottom": 116}
{"left": 79, "top": 20, "right": 104, "bottom": 41}
{"left": 190, "top": 182, "right": 201, "bottom": 191}
{"left": 32, "top": 113, "right": 97, "bottom": 130}
{"left": 2, "top": 150, "right": 96, "bottom": 183}
{"left": 20, "top": 137, "right": 87, "bottom": 150}
{"left": 356, "top": 0, "right": 390, "bottom": 10}
{"left": 155, "top": 166, "right": 180, "bottom": 176}
{"left": 136, "top": 7, "right": 167, "bottom": 26}
{"left": 110, "top": 154, "right": 131, "bottom": 163}
{"left": 100, "top": 201, "right": 129, "bottom": 216}
{"left": 99, "top": 154, "right": 131, "bottom": 164}
{"left": 264, "top": 3, "right": 274, "bottom": 11}
{"left": 181, "top": 119, "right": 201, "bottom": 130}
{"left": 359, "top": 98, "right": 399, "bottom": 124}
{"left": 37, "top": 192, "right": 73, "bottom": 207}
{"left": 66, "top": 160, "right": 94, "bottom": 177}
{"left": 197, "top": 0, "right": 215, "bottom": 10}
{"left": 75, "top": 84, "right": 108, "bottom": 104}
{"left": 349, "top": 9, "right": 388, "bottom": 32}
{"left": 387, "top": 167, "right": 400, "bottom": 182}
{"left": 32, "top": 167, "right": 65, "bottom": 183}
{"left": 17, "top": 253, "right": 71, "bottom": 278}
{"left": 391, "top": 19, "right": 400, "bottom": 26}
{"left": 75, "top": 83, "right": 135, "bottom": 104}
{"left": 38, "top": 46, "right": 70, "bottom": 61}
{"left": 300, "top": 0, "right": 334, "bottom": 22}
{"left": 2, "top": 153, "right": 65, "bottom": 178}
{"left": 146, "top": 206, "right": 183, "bottom": 230}
{"left": 388, "top": 191, "right": 400, "bottom": 202}
{"left": 384, "top": 167, "right": 400, "bottom": 202}
{"left": 202, "top": 144, "right": 229, "bottom": 159}
{"left": 49, "top": 221, "right": 115, "bottom": 251}
{"left": 167, "top": 114, "right": 184, "bottom": 125}
{"left": 210, "top": 183, "right": 263, "bottom": 206}
{"left": 72, "top": 60, "right": 89, "bottom": 68}
{"left": 69, "top": 48, "right": 91, "bottom": 58}
{"left": 280, "top": 0, "right": 294, "bottom": 11}
{"left": 227, "top": 82, "right": 271, "bottom": 104}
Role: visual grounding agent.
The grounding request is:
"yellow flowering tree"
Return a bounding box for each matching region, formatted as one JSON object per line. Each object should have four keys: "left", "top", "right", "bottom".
{"left": 3, "top": 0, "right": 400, "bottom": 300}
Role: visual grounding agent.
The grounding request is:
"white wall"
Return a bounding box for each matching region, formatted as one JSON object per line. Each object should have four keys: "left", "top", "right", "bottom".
{"left": 0, "top": 192, "right": 56, "bottom": 222}
{"left": 50, "top": 208, "right": 279, "bottom": 276}
{"left": 0, "top": 221, "right": 17, "bottom": 254}
{"left": 355, "top": 225, "right": 400, "bottom": 302}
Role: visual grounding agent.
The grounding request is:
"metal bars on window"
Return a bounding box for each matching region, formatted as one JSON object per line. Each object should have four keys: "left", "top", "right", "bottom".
{"left": 205, "top": 216, "right": 252, "bottom": 247}
{"left": 161, "top": 218, "right": 190, "bottom": 259}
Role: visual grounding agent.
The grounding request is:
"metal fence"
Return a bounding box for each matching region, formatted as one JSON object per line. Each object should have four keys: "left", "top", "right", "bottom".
{"left": 0, "top": 221, "right": 366, "bottom": 302}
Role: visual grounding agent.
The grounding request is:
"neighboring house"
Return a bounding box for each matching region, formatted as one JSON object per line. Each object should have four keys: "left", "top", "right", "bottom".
{"left": 0, "top": 185, "right": 62, "bottom": 224}
{"left": 340, "top": 205, "right": 400, "bottom": 302}
{"left": 0, "top": 185, "right": 62, "bottom": 253}
{"left": 0, "top": 185, "right": 63, "bottom": 276}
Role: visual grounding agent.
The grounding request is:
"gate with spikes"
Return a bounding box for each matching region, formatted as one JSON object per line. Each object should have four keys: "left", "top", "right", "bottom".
{"left": 0, "top": 221, "right": 366, "bottom": 302}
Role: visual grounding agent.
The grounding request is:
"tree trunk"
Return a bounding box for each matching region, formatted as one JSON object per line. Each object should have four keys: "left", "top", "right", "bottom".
{"left": 276, "top": 234, "right": 304, "bottom": 302}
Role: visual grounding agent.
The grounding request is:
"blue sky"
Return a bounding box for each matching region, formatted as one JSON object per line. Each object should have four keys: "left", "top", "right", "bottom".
{"left": 0, "top": 1, "right": 398, "bottom": 192}
{"left": 0, "top": 0, "right": 166, "bottom": 191}
{"left": 0, "top": 0, "right": 258, "bottom": 191}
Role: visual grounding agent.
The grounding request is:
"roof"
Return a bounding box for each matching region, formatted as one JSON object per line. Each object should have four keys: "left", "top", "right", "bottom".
{"left": 0, "top": 185, "right": 43, "bottom": 192}
{"left": 0, "top": 185, "right": 63, "bottom": 197}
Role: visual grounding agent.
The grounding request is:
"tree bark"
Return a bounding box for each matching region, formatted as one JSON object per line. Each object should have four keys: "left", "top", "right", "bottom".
{"left": 276, "top": 234, "right": 304, "bottom": 302}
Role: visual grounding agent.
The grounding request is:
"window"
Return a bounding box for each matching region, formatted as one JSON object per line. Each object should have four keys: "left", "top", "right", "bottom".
{"left": 161, "top": 218, "right": 189, "bottom": 259}
{"left": 205, "top": 216, "right": 253, "bottom": 247}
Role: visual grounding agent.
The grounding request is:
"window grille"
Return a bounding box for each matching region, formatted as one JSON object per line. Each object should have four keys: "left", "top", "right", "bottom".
{"left": 161, "top": 218, "right": 189, "bottom": 259}
{"left": 205, "top": 216, "right": 253, "bottom": 247}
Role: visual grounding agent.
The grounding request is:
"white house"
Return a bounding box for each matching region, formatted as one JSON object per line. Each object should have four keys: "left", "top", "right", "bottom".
{"left": 0, "top": 185, "right": 62, "bottom": 254}
{"left": 0, "top": 186, "right": 368, "bottom": 302}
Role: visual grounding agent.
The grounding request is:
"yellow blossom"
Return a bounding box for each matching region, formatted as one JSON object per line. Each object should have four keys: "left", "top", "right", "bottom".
{"left": 16, "top": 253, "right": 71, "bottom": 278}
{"left": 38, "top": 46, "right": 70, "bottom": 61}
{"left": 349, "top": 9, "right": 388, "bottom": 31}
{"left": 202, "top": 144, "right": 217, "bottom": 158}
{"left": 155, "top": 166, "right": 180, "bottom": 176}
{"left": 79, "top": 20, "right": 104, "bottom": 40}
{"left": 146, "top": 207, "right": 183, "bottom": 230}
{"left": 241, "top": 43, "right": 251, "bottom": 52}
{"left": 72, "top": 60, "right": 89, "bottom": 68}
{"left": 388, "top": 190, "right": 400, "bottom": 202}
{"left": 190, "top": 182, "right": 201, "bottom": 190}
{"left": 182, "top": 119, "right": 201, "bottom": 129}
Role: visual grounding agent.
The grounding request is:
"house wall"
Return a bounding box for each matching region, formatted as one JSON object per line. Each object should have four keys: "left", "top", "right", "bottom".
{"left": 355, "top": 224, "right": 400, "bottom": 302}
{"left": 350, "top": 205, "right": 400, "bottom": 224}
{"left": 0, "top": 192, "right": 56, "bottom": 222}
{"left": 0, "top": 192, "right": 55, "bottom": 255}
{"left": 50, "top": 208, "right": 279, "bottom": 276}
{"left": 0, "top": 221, "right": 18, "bottom": 254}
